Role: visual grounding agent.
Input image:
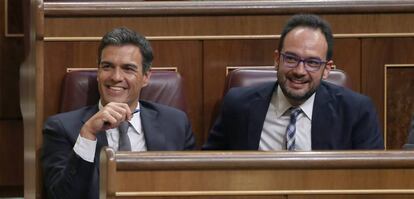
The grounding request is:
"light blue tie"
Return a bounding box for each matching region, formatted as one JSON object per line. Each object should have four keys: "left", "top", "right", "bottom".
{"left": 286, "top": 107, "right": 302, "bottom": 151}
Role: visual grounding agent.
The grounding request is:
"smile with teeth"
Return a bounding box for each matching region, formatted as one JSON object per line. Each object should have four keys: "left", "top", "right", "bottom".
{"left": 289, "top": 77, "right": 307, "bottom": 84}
{"left": 287, "top": 77, "right": 308, "bottom": 89}
{"left": 107, "top": 85, "right": 126, "bottom": 91}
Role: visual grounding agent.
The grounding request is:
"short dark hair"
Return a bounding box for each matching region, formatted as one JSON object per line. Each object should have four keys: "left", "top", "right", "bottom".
{"left": 98, "top": 27, "right": 153, "bottom": 73}
{"left": 278, "top": 14, "right": 334, "bottom": 60}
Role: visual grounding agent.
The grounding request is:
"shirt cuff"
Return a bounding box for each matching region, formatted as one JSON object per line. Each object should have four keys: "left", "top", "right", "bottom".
{"left": 73, "top": 134, "right": 97, "bottom": 163}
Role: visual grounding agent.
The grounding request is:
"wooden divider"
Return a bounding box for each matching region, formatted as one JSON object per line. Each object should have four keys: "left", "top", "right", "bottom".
{"left": 100, "top": 148, "right": 414, "bottom": 199}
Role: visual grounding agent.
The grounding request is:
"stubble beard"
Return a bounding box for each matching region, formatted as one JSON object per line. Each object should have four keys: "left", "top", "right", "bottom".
{"left": 278, "top": 74, "right": 320, "bottom": 104}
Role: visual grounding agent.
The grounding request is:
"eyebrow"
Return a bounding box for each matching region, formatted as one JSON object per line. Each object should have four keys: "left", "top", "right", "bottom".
{"left": 284, "top": 52, "right": 323, "bottom": 60}
{"left": 100, "top": 61, "right": 111, "bottom": 64}
{"left": 122, "top": 63, "right": 139, "bottom": 69}
{"left": 99, "top": 61, "right": 139, "bottom": 69}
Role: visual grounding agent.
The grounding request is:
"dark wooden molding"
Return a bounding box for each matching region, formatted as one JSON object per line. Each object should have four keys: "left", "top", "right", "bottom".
{"left": 44, "top": 0, "right": 414, "bottom": 16}
{"left": 110, "top": 149, "right": 414, "bottom": 170}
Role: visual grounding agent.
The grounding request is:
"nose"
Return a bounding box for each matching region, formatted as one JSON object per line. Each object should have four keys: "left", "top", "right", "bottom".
{"left": 293, "top": 60, "right": 307, "bottom": 74}
{"left": 110, "top": 67, "right": 123, "bottom": 81}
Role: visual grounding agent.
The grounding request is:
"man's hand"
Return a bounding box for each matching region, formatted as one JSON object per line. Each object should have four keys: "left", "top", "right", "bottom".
{"left": 80, "top": 102, "right": 132, "bottom": 140}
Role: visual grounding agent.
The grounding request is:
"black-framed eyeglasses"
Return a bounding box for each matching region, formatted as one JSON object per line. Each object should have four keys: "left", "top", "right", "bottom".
{"left": 280, "top": 52, "right": 327, "bottom": 72}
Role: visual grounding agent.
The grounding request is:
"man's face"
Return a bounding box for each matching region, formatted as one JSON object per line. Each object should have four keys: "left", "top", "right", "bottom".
{"left": 97, "top": 44, "right": 150, "bottom": 110}
{"left": 275, "top": 27, "right": 332, "bottom": 106}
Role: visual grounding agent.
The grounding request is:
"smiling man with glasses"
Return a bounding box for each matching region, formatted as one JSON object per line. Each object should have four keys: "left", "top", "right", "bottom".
{"left": 203, "top": 14, "right": 384, "bottom": 151}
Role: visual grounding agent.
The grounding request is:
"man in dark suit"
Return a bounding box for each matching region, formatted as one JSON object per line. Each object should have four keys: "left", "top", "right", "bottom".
{"left": 203, "top": 14, "right": 383, "bottom": 151}
{"left": 42, "top": 27, "right": 195, "bottom": 199}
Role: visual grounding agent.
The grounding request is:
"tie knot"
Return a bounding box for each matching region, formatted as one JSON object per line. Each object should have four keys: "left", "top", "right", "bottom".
{"left": 290, "top": 107, "right": 301, "bottom": 118}
{"left": 118, "top": 121, "right": 129, "bottom": 134}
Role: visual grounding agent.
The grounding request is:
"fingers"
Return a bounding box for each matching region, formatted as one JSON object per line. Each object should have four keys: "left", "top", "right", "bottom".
{"left": 100, "top": 102, "right": 132, "bottom": 128}
{"left": 83, "top": 102, "right": 133, "bottom": 135}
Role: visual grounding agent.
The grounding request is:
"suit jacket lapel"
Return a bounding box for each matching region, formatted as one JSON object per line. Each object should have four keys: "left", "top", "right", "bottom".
{"left": 246, "top": 82, "right": 276, "bottom": 149}
{"left": 140, "top": 103, "right": 165, "bottom": 150}
{"left": 311, "top": 82, "right": 336, "bottom": 149}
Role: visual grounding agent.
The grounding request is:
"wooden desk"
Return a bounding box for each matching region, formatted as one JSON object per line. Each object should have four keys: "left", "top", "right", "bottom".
{"left": 100, "top": 148, "right": 414, "bottom": 199}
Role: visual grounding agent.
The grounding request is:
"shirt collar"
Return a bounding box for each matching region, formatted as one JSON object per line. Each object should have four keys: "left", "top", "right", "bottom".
{"left": 275, "top": 86, "right": 315, "bottom": 120}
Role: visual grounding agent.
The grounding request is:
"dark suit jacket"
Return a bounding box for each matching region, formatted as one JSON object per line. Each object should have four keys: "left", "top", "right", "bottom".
{"left": 42, "top": 100, "right": 195, "bottom": 199}
{"left": 203, "top": 81, "right": 384, "bottom": 150}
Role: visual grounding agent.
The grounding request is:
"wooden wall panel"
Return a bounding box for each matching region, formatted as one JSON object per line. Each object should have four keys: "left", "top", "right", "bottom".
{"left": 0, "top": 0, "right": 24, "bottom": 119}
{"left": 0, "top": 36, "right": 23, "bottom": 119}
{"left": 6, "top": 0, "right": 23, "bottom": 35}
{"left": 0, "top": 120, "right": 23, "bottom": 195}
{"left": 0, "top": 0, "right": 24, "bottom": 197}
{"left": 0, "top": 121, "right": 23, "bottom": 184}
{"left": 44, "top": 42, "right": 99, "bottom": 120}
{"left": 150, "top": 41, "right": 204, "bottom": 147}
{"left": 43, "top": 14, "right": 414, "bottom": 37}
{"left": 386, "top": 67, "right": 414, "bottom": 149}
{"left": 44, "top": 16, "right": 290, "bottom": 37}
{"left": 203, "top": 39, "right": 277, "bottom": 140}
{"left": 333, "top": 39, "right": 361, "bottom": 92}
{"left": 325, "top": 14, "right": 414, "bottom": 34}
{"left": 362, "top": 38, "right": 414, "bottom": 149}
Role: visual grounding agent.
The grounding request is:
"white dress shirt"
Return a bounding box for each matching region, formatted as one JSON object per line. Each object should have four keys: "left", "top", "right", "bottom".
{"left": 73, "top": 101, "right": 147, "bottom": 163}
{"left": 259, "top": 86, "right": 315, "bottom": 151}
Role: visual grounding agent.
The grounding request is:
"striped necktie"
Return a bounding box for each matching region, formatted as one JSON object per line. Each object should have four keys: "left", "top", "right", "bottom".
{"left": 286, "top": 107, "right": 302, "bottom": 151}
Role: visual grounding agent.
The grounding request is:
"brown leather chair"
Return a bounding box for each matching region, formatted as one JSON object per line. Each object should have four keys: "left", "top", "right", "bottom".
{"left": 224, "top": 67, "right": 349, "bottom": 94}
{"left": 60, "top": 70, "right": 187, "bottom": 113}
